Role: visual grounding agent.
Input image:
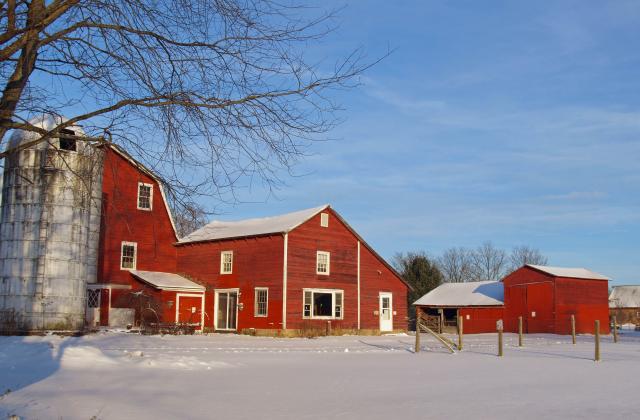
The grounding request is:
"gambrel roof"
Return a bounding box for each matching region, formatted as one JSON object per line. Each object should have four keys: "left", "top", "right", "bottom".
{"left": 179, "top": 205, "right": 329, "bottom": 243}
{"left": 526, "top": 264, "right": 609, "bottom": 280}
{"left": 413, "top": 281, "right": 504, "bottom": 307}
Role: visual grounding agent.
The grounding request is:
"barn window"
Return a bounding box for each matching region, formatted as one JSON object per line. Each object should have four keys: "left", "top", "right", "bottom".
{"left": 137, "top": 182, "right": 153, "bottom": 210}
{"left": 87, "top": 289, "right": 101, "bottom": 308}
{"left": 220, "top": 251, "right": 233, "bottom": 274}
{"left": 303, "top": 289, "right": 343, "bottom": 319}
{"left": 316, "top": 251, "right": 330, "bottom": 275}
{"left": 255, "top": 288, "right": 268, "bottom": 317}
{"left": 320, "top": 212, "right": 329, "bottom": 227}
{"left": 58, "top": 129, "right": 77, "bottom": 152}
{"left": 120, "top": 242, "right": 137, "bottom": 270}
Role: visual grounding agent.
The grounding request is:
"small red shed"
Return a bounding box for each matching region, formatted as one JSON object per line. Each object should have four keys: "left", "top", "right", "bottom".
{"left": 414, "top": 281, "right": 504, "bottom": 334}
{"left": 503, "top": 264, "right": 610, "bottom": 334}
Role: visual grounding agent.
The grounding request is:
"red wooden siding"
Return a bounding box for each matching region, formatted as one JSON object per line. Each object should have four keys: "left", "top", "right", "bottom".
{"left": 176, "top": 235, "right": 285, "bottom": 330}
{"left": 458, "top": 307, "right": 504, "bottom": 334}
{"left": 286, "top": 209, "right": 359, "bottom": 330}
{"left": 359, "top": 241, "right": 408, "bottom": 330}
{"left": 502, "top": 266, "right": 610, "bottom": 334}
{"left": 97, "top": 147, "right": 178, "bottom": 325}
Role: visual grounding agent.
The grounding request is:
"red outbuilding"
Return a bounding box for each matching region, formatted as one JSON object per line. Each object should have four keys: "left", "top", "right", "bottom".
{"left": 88, "top": 145, "right": 410, "bottom": 333}
{"left": 503, "top": 264, "right": 610, "bottom": 334}
{"left": 414, "top": 264, "right": 610, "bottom": 335}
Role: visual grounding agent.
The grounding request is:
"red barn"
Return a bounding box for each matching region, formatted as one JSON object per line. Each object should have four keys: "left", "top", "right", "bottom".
{"left": 176, "top": 205, "right": 410, "bottom": 333}
{"left": 88, "top": 145, "right": 409, "bottom": 333}
{"left": 90, "top": 145, "right": 204, "bottom": 329}
{"left": 414, "top": 264, "right": 610, "bottom": 336}
{"left": 503, "top": 264, "right": 610, "bottom": 334}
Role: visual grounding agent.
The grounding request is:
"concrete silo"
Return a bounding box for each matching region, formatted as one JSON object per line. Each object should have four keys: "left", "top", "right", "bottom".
{"left": 0, "top": 115, "right": 103, "bottom": 332}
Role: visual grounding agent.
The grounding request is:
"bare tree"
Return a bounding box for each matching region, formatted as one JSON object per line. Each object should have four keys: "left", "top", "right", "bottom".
{"left": 437, "top": 247, "right": 474, "bottom": 283}
{"left": 509, "top": 245, "right": 548, "bottom": 272}
{"left": 173, "top": 202, "right": 209, "bottom": 239}
{"left": 0, "top": 1, "right": 381, "bottom": 210}
{"left": 470, "top": 241, "right": 508, "bottom": 281}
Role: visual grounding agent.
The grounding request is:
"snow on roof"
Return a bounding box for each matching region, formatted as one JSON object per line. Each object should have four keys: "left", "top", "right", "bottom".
{"left": 413, "top": 281, "right": 504, "bottom": 307}
{"left": 609, "top": 285, "right": 640, "bottom": 308}
{"left": 179, "top": 205, "right": 329, "bottom": 243}
{"left": 130, "top": 270, "right": 205, "bottom": 292}
{"left": 526, "top": 264, "right": 609, "bottom": 280}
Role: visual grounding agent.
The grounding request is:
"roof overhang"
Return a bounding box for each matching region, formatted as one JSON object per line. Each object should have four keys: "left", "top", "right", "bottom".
{"left": 130, "top": 270, "right": 205, "bottom": 292}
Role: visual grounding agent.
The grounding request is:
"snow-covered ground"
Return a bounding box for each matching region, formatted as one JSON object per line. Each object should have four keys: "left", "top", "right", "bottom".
{"left": 1, "top": 331, "right": 639, "bottom": 419}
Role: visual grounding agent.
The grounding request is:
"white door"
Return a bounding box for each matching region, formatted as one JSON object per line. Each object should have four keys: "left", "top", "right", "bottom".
{"left": 215, "top": 289, "right": 239, "bottom": 331}
{"left": 379, "top": 292, "right": 393, "bottom": 332}
{"left": 86, "top": 289, "right": 101, "bottom": 327}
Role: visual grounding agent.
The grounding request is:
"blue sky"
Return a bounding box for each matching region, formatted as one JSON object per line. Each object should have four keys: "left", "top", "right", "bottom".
{"left": 213, "top": 1, "right": 640, "bottom": 285}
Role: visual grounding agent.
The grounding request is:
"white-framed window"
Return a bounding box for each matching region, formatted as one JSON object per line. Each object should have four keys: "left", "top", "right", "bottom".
{"left": 255, "top": 287, "right": 268, "bottom": 317}
{"left": 58, "top": 129, "right": 77, "bottom": 152}
{"left": 316, "top": 251, "right": 330, "bottom": 275}
{"left": 137, "top": 182, "right": 153, "bottom": 210}
{"left": 220, "top": 251, "right": 233, "bottom": 274}
{"left": 303, "top": 289, "right": 343, "bottom": 319}
{"left": 320, "top": 212, "right": 329, "bottom": 227}
{"left": 120, "top": 241, "right": 137, "bottom": 270}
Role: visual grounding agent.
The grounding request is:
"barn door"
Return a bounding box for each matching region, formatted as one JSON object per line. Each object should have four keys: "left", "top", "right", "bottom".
{"left": 176, "top": 294, "right": 203, "bottom": 330}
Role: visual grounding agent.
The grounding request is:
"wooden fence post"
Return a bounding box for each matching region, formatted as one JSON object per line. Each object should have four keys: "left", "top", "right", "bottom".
{"left": 613, "top": 315, "right": 618, "bottom": 343}
{"left": 326, "top": 321, "right": 332, "bottom": 336}
{"left": 594, "top": 320, "right": 600, "bottom": 362}
{"left": 497, "top": 319, "right": 504, "bottom": 357}
{"left": 415, "top": 318, "right": 421, "bottom": 354}
{"left": 518, "top": 316, "right": 523, "bottom": 347}
{"left": 458, "top": 315, "right": 463, "bottom": 351}
{"left": 571, "top": 315, "right": 576, "bottom": 345}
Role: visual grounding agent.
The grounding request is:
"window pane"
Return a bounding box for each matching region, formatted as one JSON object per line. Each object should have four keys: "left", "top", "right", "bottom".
{"left": 313, "top": 292, "right": 332, "bottom": 317}
{"left": 317, "top": 252, "right": 329, "bottom": 273}
{"left": 121, "top": 244, "right": 135, "bottom": 269}
{"left": 335, "top": 292, "right": 343, "bottom": 318}
{"left": 138, "top": 185, "right": 152, "bottom": 209}
{"left": 255, "top": 289, "right": 268, "bottom": 316}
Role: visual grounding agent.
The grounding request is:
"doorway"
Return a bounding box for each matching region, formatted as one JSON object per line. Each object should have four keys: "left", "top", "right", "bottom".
{"left": 215, "top": 289, "right": 239, "bottom": 331}
{"left": 379, "top": 292, "right": 393, "bottom": 332}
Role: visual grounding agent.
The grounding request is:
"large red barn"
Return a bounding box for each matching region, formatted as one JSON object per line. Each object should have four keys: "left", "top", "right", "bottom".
{"left": 414, "top": 264, "right": 610, "bottom": 335}
{"left": 89, "top": 145, "right": 409, "bottom": 333}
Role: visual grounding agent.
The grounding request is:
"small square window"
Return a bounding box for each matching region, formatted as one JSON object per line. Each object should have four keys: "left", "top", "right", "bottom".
{"left": 220, "top": 251, "right": 233, "bottom": 274}
{"left": 316, "top": 251, "right": 330, "bottom": 275}
{"left": 58, "top": 129, "right": 77, "bottom": 152}
{"left": 137, "top": 183, "right": 153, "bottom": 210}
{"left": 120, "top": 242, "right": 137, "bottom": 270}
{"left": 255, "top": 288, "right": 268, "bottom": 317}
{"left": 320, "top": 212, "right": 329, "bottom": 228}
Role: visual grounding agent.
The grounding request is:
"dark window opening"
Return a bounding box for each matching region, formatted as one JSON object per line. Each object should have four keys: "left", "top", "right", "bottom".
{"left": 59, "top": 129, "right": 77, "bottom": 152}
{"left": 313, "top": 293, "right": 332, "bottom": 317}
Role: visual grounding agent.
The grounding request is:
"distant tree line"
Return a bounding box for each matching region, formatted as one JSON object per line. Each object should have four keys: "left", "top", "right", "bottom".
{"left": 393, "top": 243, "right": 548, "bottom": 324}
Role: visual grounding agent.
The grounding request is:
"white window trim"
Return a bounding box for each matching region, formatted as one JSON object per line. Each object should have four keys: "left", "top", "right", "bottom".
{"left": 316, "top": 251, "right": 330, "bottom": 275}
{"left": 120, "top": 241, "right": 137, "bottom": 270}
{"left": 220, "top": 250, "right": 233, "bottom": 274}
{"left": 302, "top": 288, "right": 344, "bottom": 320}
{"left": 214, "top": 288, "right": 240, "bottom": 331}
{"left": 320, "top": 212, "right": 329, "bottom": 227}
{"left": 254, "top": 287, "right": 268, "bottom": 317}
{"left": 137, "top": 182, "right": 154, "bottom": 211}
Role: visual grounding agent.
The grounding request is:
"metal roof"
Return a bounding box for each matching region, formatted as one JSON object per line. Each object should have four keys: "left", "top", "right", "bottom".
{"left": 526, "top": 264, "right": 609, "bottom": 280}
{"left": 609, "top": 285, "right": 640, "bottom": 308}
{"left": 130, "top": 270, "right": 205, "bottom": 292}
{"left": 413, "top": 281, "right": 504, "bottom": 307}
{"left": 179, "top": 205, "right": 329, "bottom": 243}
